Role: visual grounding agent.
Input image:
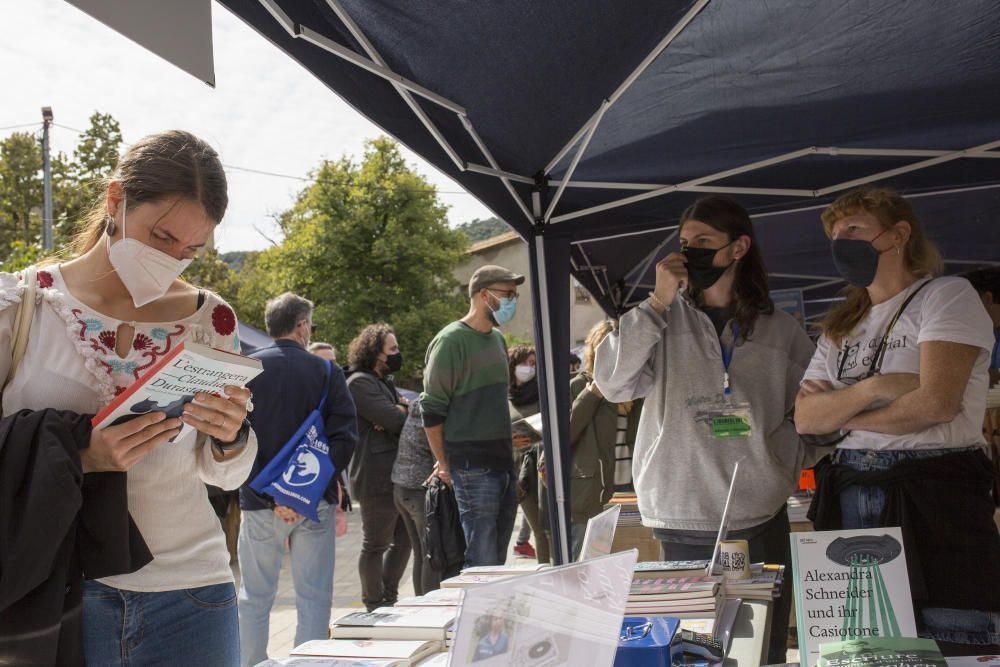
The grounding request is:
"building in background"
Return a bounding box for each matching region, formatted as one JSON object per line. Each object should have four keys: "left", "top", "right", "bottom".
{"left": 454, "top": 231, "right": 607, "bottom": 347}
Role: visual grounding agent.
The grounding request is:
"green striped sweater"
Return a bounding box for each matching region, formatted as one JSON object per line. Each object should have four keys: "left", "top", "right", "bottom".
{"left": 419, "top": 320, "right": 513, "bottom": 470}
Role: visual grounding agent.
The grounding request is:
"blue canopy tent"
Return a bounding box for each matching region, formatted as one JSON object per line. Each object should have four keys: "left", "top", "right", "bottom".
{"left": 211, "top": 0, "right": 1000, "bottom": 563}
{"left": 75, "top": 0, "right": 1000, "bottom": 563}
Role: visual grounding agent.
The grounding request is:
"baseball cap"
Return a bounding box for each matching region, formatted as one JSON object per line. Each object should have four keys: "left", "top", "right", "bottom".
{"left": 468, "top": 264, "right": 525, "bottom": 297}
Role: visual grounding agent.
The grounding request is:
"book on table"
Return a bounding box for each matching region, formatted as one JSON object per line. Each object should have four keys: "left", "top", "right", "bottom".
{"left": 439, "top": 573, "right": 515, "bottom": 589}
{"left": 790, "top": 527, "right": 917, "bottom": 667}
{"left": 818, "top": 637, "right": 945, "bottom": 667}
{"left": 91, "top": 341, "right": 263, "bottom": 439}
{"left": 393, "top": 588, "right": 464, "bottom": 608}
{"left": 329, "top": 607, "right": 457, "bottom": 641}
{"left": 257, "top": 657, "right": 412, "bottom": 667}
{"left": 460, "top": 563, "right": 549, "bottom": 576}
{"left": 290, "top": 639, "right": 442, "bottom": 665}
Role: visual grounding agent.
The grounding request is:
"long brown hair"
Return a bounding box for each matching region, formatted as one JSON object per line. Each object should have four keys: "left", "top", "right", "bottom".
{"left": 680, "top": 196, "right": 774, "bottom": 340}
{"left": 582, "top": 320, "right": 614, "bottom": 374}
{"left": 819, "top": 187, "right": 943, "bottom": 345}
{"left": 65, "top": 130, "right": 228, "bottom": 259}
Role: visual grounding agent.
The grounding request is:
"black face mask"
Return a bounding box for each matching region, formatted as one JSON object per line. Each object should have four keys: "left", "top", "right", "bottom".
{"left": 831, "top": 239, "right": 881, "bottom": 287}
{"left": 683, "top": 242, "right": 734, "bottom": 290}
{"left": 385, "top": 352, "right": 403, "bottom": 373}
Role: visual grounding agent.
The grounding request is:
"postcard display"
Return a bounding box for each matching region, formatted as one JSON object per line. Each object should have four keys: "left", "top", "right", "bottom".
{"left": 449, "top": 550, "right": 638, "bottom": 667}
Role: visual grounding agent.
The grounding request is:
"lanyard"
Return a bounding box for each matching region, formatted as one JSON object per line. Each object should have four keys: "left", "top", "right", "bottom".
{"left": 720, "top": 322, "right": 740, "bottom": 396}
{"left": 836, "top": 278, "right": 932, "bottom": 382}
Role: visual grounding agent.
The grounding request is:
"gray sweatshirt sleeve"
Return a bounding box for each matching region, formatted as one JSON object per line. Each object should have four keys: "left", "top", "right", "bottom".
{"left": 593, "top": 300, "right": 667, "bottom": 403}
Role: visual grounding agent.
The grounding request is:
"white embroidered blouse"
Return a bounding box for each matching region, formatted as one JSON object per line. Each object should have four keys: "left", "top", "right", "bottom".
{"left": 0, "top": 265, "right": 257, "bottom": 592}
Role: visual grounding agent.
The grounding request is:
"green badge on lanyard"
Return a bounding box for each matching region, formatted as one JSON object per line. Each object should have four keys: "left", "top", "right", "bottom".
{"left": 711, "top": 413, "right": 752, "bottom": 438}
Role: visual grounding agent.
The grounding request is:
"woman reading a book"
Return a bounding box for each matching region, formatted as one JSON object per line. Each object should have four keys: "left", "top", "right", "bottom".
{"left": 795, "top": 187, "right": 1000, "bottom": 650}
{"left": 593, "top": 196, "right": 816, "bottom": 664}
{"left": 0, "top": 130, "right": 255, "bottom": 666}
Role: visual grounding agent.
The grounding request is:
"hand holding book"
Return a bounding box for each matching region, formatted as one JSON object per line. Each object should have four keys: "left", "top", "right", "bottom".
{"left": 83, "top": 411, "right": 184, "bottom": 473}
{"left": 180, "top": 385, "right": 252, "bottom": 448}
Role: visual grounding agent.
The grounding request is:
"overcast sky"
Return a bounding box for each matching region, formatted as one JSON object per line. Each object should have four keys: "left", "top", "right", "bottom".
{"left": 0, "top": 0, "right": 496, "bottom": 252}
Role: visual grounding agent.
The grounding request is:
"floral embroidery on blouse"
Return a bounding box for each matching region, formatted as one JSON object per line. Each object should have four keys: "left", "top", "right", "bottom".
{"left": 212, "top": 304, "right": 237, "bottom": 336}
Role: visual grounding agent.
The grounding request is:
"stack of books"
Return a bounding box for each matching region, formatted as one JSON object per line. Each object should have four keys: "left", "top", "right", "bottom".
{"left": 438, "top": 562, "right": 548, "bottom": 589}
{"left": 725, "top": 563, "right": 785, "bottom": 601}
{"left": 786, "top": 489, "right": 813, "bottom": 523}
{"left": 288, "top": 639, "right": 443, "bottom": 666}
{"left": 329, "top": 607, "right": 457, "bottom": 642}
{"left": 605, "top": 492, "right": 643, "bottom": 527}
{"left": 627, "top": 574, "right": 722, "bottom": 618}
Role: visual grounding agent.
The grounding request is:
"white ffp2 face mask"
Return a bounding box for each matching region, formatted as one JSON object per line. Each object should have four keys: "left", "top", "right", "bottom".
{"left": 106, "top": 197, "right": 193, "bottom": 308}
{"left": 514, "top": 364, "right": 536, "bottom": 383}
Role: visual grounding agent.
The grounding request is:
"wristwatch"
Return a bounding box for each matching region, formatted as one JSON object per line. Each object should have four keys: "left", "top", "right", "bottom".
{"left": 211, "top": 418, "right": 251, "bottom": 456}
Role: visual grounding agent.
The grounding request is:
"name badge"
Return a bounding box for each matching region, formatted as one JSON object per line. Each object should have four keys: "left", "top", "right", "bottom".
{"left": 694, "top": 399, "right": 753, "bottom": 439}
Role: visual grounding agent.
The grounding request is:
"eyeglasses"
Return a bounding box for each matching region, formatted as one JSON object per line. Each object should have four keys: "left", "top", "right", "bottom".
{"left": 487, "top": 288, "right": 519, "bottom": 300}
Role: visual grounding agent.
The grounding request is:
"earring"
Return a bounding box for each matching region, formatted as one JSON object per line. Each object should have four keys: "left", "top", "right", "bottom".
{"left": 896, "top": 246, "right": 901, "bottom": 256}
{"left": 105, "top": 215, "right": 117, "bottom": 237}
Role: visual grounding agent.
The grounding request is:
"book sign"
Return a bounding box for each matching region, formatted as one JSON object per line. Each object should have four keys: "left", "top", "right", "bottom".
{"left": 790, "top": 527, "right": 917, "bottom": 667}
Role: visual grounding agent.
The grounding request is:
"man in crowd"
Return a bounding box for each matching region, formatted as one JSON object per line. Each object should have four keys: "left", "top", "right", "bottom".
{"left": 420, "top": 265, "right": 525, "bottom": 567}
{"left": 308, "top": 341, "right": 337, "bottom": 365}
{"left": 237, "top": 293, "right": 358, "bottom": 667}
{"left": 965, "top": 267, "right": 1000, "bottom": 387}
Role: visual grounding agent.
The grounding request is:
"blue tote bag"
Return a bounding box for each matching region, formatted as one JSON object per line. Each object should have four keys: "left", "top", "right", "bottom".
{"left": 249, "top": 359, "right": 336, "bottom": 521}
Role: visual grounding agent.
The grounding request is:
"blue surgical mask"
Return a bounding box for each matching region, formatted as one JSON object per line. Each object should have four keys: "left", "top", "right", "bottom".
{"left": 488, "top": 291, "right": 518, "bottom": 325}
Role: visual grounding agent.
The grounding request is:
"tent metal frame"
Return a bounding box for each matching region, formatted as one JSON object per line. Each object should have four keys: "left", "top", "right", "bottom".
{"left": 255, "top": 0, "right": 1000, "bottom": 562}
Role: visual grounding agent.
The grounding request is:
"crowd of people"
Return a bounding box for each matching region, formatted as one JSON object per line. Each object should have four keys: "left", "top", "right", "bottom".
{"left": 1, "top": 128, "right": 998, "bottom": 666}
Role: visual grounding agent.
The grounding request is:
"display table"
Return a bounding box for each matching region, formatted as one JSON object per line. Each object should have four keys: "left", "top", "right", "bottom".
{"left": 725, "top": 600, "right": 773, "bottom": 667}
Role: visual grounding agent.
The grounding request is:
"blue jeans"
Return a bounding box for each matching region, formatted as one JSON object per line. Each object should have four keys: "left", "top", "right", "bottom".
{"left": 835, "top": 447, "right": 1000, "bottom": 646}
{"left": 450, "top": 464, "right": 518, "bottom": 567}
{"left": 237, "top": 501, "right": 336, "bottom": 667}
{"left": 82, "top": 580, "right": 238, "bottom": 666}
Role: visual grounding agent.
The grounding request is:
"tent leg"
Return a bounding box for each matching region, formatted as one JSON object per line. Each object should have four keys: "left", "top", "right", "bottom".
{"left": 529, "top": 231, "right": 572, "bottom": 565}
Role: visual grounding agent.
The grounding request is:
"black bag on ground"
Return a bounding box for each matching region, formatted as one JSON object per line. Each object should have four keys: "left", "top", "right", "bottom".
{"left": 424, "top": 478, "right": 466, "bottom": 572}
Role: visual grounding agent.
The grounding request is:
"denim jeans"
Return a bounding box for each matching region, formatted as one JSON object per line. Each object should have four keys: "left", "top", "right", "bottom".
{"left": 359, "top": 493, "right": 411, "bottom": 610}
{"left": 450, "top": 463, "right": 518, "bottom": 567}
{"left": 237, "top": 501, "right": 336, "bottom": 667}
{"left": 82, "top": 580, "right": 239, "bottom": 666}
{"left": 835, "top": 447, "right": 1000, "bottom": 646}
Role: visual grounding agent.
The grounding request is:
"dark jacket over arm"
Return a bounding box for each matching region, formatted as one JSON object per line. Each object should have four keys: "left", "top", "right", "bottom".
{"left": 0, "top": 409, "right": 151, "bottom": 666}
{"left": 347, "top": 369, "right": 406, "bottom": 499}
{"left": 241, "top": 340, "right": 359, "bottom": 511}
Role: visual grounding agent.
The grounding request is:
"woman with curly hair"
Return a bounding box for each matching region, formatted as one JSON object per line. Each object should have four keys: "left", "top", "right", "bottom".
{"left": 345, "top": 323, "right": 411, "bottom": 610}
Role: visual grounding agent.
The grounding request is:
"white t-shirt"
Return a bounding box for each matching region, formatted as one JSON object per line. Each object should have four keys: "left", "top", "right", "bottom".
{"left": 803, "top": 276, "right": 993, "bottom": 451}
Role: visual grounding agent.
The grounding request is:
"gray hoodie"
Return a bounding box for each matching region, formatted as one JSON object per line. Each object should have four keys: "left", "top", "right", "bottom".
{"left": 593, "top": 295, "right": 816, "bottom": 532}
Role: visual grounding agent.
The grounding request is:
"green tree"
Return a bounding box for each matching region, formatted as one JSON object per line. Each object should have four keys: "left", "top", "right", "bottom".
{"left": 235, "top": 138, "right": 469, "bottom": 379}
{"left": 0, "top": 132, "right": 43, "bottom": 249}
{"left": 455, "top": 216, "right": 509, "bottom": 242}
{"left": 184, "top": 248, "right": 239, "bottom": 304}
{"left": 57, "top": 112, "right": 122, "bottom": 245}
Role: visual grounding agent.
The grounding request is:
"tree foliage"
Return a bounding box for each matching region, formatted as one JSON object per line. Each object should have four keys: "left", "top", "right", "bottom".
{"left": 232, "top": 138, "right": 469, "bottom": 380}
{"left": 0, "top": 112, "right": 122, "bottom": 259}
{"left": 455, "top": 216, "right": 509, "bottom": 242}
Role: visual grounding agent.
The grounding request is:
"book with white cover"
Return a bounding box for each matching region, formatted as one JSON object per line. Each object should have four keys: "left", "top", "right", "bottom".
{"left": 790, "top": 527, "right": 917, "bottom": 667}
{"left": 461, "top": 563, "right": 549, "bottom": 576}
{"left": 291, "top": 639, "right": 442, "bottom": 664}
{"left": 412, "top": 654, "right": 449, "bottom": 667}
{"left": 91, "top": 341, "right": 262, "bottom": 439}
{"left": 578, "top": 505, "right": 621, "bottom": 561}
{"left": 439, "top": 573, "right": 513, "bottom": 589}
{"left": 330, "top": 607, "right": 457, "bottom": 641}
{"left": 393, "top": 588, "right": 464, "bottom": 608}
{"left": 256, "top": 658, "right": 407, "bottom": 667}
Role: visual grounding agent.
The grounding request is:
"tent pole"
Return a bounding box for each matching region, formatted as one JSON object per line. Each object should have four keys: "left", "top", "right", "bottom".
{"left": 531, "top": 234, "right": 572, "bottom": 565}
{"left": 460, "top": 117, "right": 535, "bottom": 225}
{"left": 816, "top": 138, "right": 1000, "bottom": 197}
{"left": 544, "top": 100, "right": 610, "bottom": 222}
{"left": 551, "top": 147, "right": 818, "bottom": 224}
{"left": 622, "top": 230, "right": 679, "bottom": 306}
